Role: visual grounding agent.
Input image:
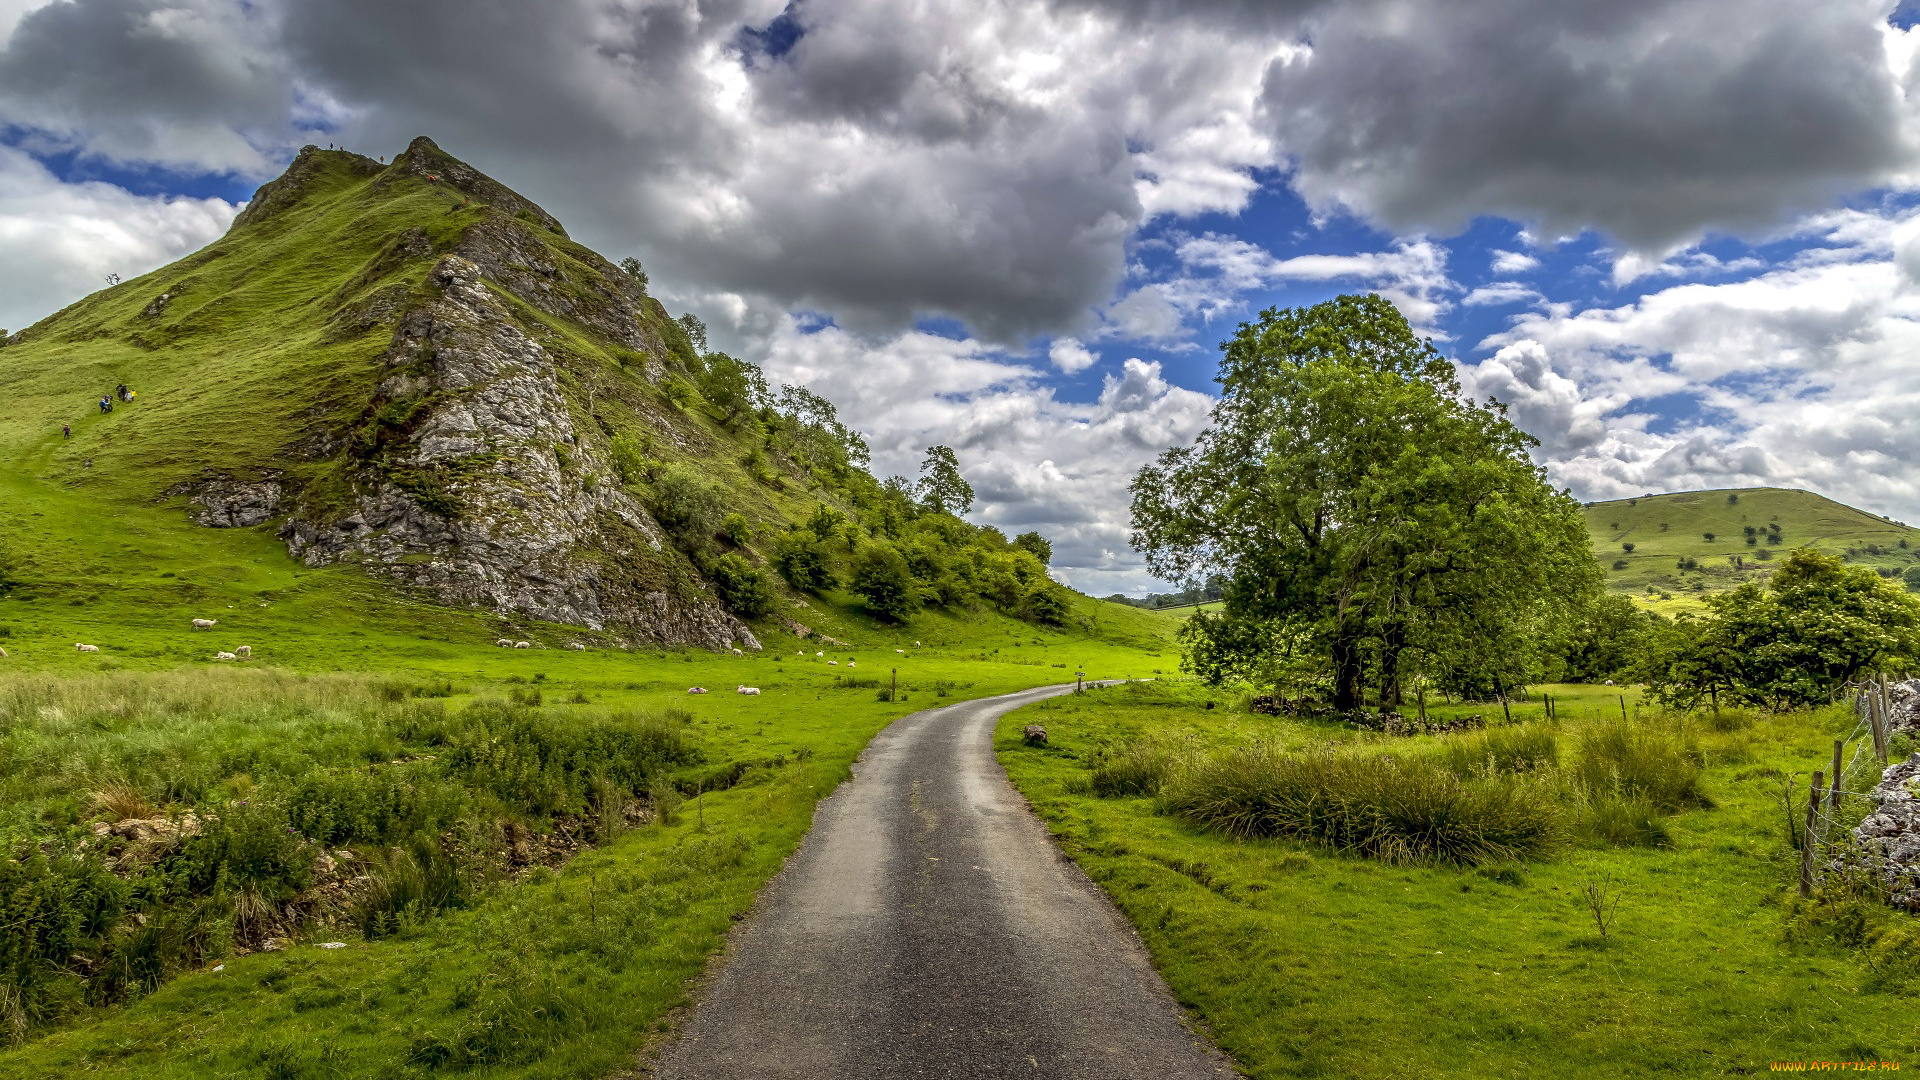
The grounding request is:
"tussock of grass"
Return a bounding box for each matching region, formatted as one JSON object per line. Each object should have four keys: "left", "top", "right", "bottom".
{"left": 1439, "top": 724, "right": 1559, "bottom": 777}
{"left": 1088, "top": 741, "right": 1179, "bottom": 798}
{"left": 1571, "top": 720, "right": 1708, "bottom": 812}
{"left": 1162, "top": 746, "right": 1564, "bottom": 866}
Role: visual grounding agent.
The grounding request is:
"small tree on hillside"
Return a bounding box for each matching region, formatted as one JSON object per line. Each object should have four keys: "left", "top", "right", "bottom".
{"left": 1014, "top": 531, "right": 1052, "bottom": 565}
{"left": 677, "top": 314, "right": 708, "bottom": 355}
{"left": 619, "top": 257, "right": 648, "bottom": 288}
{"left": 917, "top": 446, "right": 974, "bottom": 516}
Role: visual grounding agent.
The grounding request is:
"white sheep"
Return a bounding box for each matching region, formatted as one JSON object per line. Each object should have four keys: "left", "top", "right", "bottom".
{"left": 827, "top": 660, "right": 838, "bottom": 666}
{"left": 896, "top": 649, "right": 906, "bottom": 654}
{"left": 214, "top": 651, "right": 237, "bottom": 661}
{"left": 75, "top": 643, "right": 100, "bottom": 653}
{"left": 566, "top": 642, "right": 586, "bottom": 651}
{"left": 816, "top": 651, "right": 824, "bottom": 657}
{"left": 847, "top": 661, "right": 856, "bottom": 669}
{"left": 730, "top": 647, "right": 744, "bottom": 656}
{"left": 914, "top": 640, "right": 922, "bottom": 647}
{"left": 736, "top": 685, "right": 761, "bottom": 696}
{"left": 495, "top": 638, "right": 513, "bottom": 648}
{"left": 514, "top": 641, "right": 532, "bottom": 649}
{"left": 190, "top": 618, "right": 217, "bottom": 630}
{"left": 687, "top": 686, "right": 710, "bottom": 695}
{"left": 234, "top": 645, "right": 252, "bottom": 659}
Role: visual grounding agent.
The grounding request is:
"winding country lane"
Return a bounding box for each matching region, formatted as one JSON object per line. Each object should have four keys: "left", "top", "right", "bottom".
{"left": 650, "top": 684, "right": 1236, "bottom": 1079}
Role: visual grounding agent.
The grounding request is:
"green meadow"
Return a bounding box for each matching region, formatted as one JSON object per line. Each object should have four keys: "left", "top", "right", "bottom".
{"left": 998, "top": 680, "right": 1918, "bottom": 1078}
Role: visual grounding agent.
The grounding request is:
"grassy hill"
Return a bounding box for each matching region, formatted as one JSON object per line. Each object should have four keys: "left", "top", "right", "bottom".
{"left": 1584, "top": 486, "right": 1920, "bottom": 613}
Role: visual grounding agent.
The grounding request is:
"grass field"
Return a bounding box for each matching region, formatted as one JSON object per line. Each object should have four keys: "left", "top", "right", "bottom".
{"left": 998, "top": 680, "right": 1918, "bottom": 1078}
{"left": 1584, "top": 487, "right": 1920, "bottom": 614}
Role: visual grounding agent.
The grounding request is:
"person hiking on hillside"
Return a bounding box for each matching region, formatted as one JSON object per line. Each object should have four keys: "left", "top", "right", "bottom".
{"left": 116, "top": 384, "right": 129, "bottom": 403}
{"left": 62, "top": 424, "right": 70, "bottom": 438}
{"left": 98, "top": 396, "right": 112, "bottom": 414}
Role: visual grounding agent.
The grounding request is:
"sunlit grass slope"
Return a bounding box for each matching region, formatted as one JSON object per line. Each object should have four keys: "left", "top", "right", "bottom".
{"left": 1584, "top": 486, "right": 1920, "bottom": 614}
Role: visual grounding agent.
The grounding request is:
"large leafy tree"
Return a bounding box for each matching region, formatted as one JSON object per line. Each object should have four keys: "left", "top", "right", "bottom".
{"left": 1132, "top": 294, "right": 1598, "bottom": 712}
{"left": 1646, "top": 549, "right": 1920, "bottom": 709}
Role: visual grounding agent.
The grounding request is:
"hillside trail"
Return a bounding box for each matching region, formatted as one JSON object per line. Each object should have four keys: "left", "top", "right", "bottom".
{"left": 648, "top": 684, "right": 1235, "bottom": 1080}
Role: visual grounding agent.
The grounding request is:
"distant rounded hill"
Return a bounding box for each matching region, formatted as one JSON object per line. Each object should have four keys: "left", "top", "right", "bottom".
{"left": 1584, "top": 486, "right": 1920, "bottom": 612}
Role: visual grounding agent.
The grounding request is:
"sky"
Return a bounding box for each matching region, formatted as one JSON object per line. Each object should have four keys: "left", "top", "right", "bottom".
{"left": 5, "top": 0, "right": 1920, "bottom": 595}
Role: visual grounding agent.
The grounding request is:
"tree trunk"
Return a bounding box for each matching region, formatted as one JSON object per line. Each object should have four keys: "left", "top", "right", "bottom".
{"left": 1377, "top": 625, "right": 1405, "bottom": 710}
{"left": 1332, "top": 633, "right": 1364, "bottom": 713}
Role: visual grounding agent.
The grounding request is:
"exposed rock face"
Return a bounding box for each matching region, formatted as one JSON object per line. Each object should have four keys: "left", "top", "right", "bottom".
{"left": 279, "top": 255, "right": 757, "bottom": 651}
{"left": 169, "top": 473, "right": 285, "bottom": 528}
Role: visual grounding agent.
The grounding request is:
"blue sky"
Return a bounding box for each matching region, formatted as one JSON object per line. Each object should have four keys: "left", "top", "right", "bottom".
{"left": 4, "top": 0, "right": 1920, "bottom": 593}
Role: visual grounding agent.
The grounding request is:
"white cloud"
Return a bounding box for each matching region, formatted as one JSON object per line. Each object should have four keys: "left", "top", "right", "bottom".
{"left": 1490, "top": 248, "right": 1538, "bottom": 273}
{"left": 1048, "top": 336, "right": 1098, "bottom": 373}
{"left": 1461, "top": 280, "right": 1540, "bottom": 307}
{"left": 0, "top": 145, "right": 236, "bottom": 333}
{"left": 761, "top": 318, "right": 1213, "bottom": 592}
{"left": 1166, "top": 232, "right": 1457, "bottom": 328}
{"left": 1469, "top": 206, "right": 1920, "bottom": 523}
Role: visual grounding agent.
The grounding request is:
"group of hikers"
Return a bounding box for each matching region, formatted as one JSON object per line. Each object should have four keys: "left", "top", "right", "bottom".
{"left": 63, "top": 384, "right": 135, "bottom": 437}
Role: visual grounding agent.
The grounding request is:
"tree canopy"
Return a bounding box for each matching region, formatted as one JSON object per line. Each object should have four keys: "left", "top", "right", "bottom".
{"left": 917, "top": 445, "right": 974, "bottom": 516}
{"left": 1645, "top": 549, "right": 1920, "bottom": 710}
{"left": 1131, "top": 293, "right": 1599, "bottom": 711}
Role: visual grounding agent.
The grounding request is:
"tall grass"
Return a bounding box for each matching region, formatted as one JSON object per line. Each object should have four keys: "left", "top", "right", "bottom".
{"left": 1440, "top": 725, "right": 1559, "bottom": 777}
{"left": 1570, "top": 719, "right": 1708, "bottom": 812}
{"left": 1162, "top": 746, "right": 1564, "bottom": 866}
{"left": 1088, "top": 741, "right": 1179, "bottom": 797}
{"left": 0, "top": 669, "right": 704, "bottom": 1042}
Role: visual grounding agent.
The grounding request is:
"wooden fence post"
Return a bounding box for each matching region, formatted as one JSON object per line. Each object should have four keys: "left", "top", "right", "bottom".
{"left": 891, "top": 667, "right": 897, "bottom": 701}
{"left": 1417, "top": 685, "right": 1427, "bottom": 723}
{"left": 1870, "top": 693, "right": 1889, "bottom": 765}
{"left": 1800, "top": 770, "right": 1824, "bottom": 899}
{"left": 1619, "top": 695, "right": 1629, "bottom": 723}
{"left": 1830, "top": 740, "right": 1844, "bottom": 816}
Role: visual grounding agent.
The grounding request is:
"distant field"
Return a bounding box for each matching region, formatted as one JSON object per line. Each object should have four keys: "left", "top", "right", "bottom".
{"left": 1585, "top": 486, "right": 1920, "bottom": 614}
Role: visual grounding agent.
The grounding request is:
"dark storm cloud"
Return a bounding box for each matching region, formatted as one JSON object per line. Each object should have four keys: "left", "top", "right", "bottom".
{"left": 0, "top": 0, "right": 296, "bottom": 171}
{"left": 1265, "top": 0, "right": 1914, "bottom": 253}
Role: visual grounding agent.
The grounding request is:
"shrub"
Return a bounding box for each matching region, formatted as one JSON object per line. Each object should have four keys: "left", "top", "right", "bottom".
{"left": 1439, "top": 725, "right": 1558, "bottom": 777}
{"left": 1622, "top": 543, "right": 1635, "bottom": 553}
{"left": 649, "top": 470, "right": 722, "bottom": 550}
{"left": 1161, "top": 747, "right": 1563, "bottom": 866}
{"left": 773, "top": 531, "right": 838, "bottom": 593}
{"left": 852, "top": 543, "right": 917, "bottom": 622}
{"left": 1570, "top": 720, "right": 1707, "bottom": 813}
{"left": 443, "top": 703, "right": 700, "bottom": 818}
{"left": 708, "top": 554, "right": 775, "bottom": 618}
{"left": 719, "top": 513, "right": 751, "bottom": 546}
{"left": 1089, "top": 742, "right": 1177, "bottom": 798}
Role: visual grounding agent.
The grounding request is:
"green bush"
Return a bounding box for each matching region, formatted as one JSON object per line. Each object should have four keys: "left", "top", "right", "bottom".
{"left": 285, "top": 768, "right": 464, "bottom": 846}
{"left": 649, "top": 469, "right": 722, "bottom": 550}
{"left": 1580, "top": 795, "right": 1672, "bottom": 847}
{"left": 773, "top": 531, "right": 838, "bottom": 593}
{"left": 1162, "top": 747, "right": 1563, "bottom": 866}
{"left": 708, "top": 554, "right": 775, "bottom": 618}
{"left": 1570, "top": 720, "right": 1707, "bottom": 812}
{"left": 444, "top": 703, "right": 700, "bottom": 818}
{"left": 719, "top": 513, "right": 752, "bottom": 546}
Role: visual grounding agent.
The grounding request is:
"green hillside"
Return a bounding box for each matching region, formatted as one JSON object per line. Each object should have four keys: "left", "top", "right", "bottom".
{"left": 1585, "top": 486, "right": 1920, "bottom": 612}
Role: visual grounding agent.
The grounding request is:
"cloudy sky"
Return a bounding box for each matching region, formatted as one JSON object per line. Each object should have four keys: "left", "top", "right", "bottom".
{"left": 6, "top": 0, "right": 1920, "bottom": 593}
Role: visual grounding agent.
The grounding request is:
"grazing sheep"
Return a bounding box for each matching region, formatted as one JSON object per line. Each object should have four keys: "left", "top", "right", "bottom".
{"left": 730, "top": 647, "right": 744, "bottom": 656}
{"left": 914, "top": 640, "right": 922, "bottom": 647}
{"left": 214, "top": 651, "right": 237, "bottom": 661}
{"left": 495, "top": 638, "right": 514, "bottom": 648}
{"left": 514, "top": 641, "right": 532, "bottom": 649}
{"left": 566, "top": 642, "right": 586, "bottom": 651}
{"left": 847, "top": 661, "right": 856, "bottom": 669}
{"left": 190, "top": 618, "right": 217, "bottom": 630}
{"left": 816, "top": 651, "right": 824, "bottom": 658}
{"left": 687, "top": 686, "right": 710, "bottom": 695}
{"left": 896, "top": 649, "right": 906, "bottom": 654}
{"left": 736, "top": 685, "right": 761, "bottom": 696}
{"left": 827, "top": 660, "right": 838, "bottom": 666}
{"left": 75, "top": 643, "right": 100, "bottom": 653}
{"left": 235, "top": 645, "right": 252, "bottom": 659}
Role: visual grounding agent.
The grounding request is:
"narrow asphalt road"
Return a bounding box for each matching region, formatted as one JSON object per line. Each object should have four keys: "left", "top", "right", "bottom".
{"left": 650, "top": 683, "right": 1235, "bottom": 1080}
